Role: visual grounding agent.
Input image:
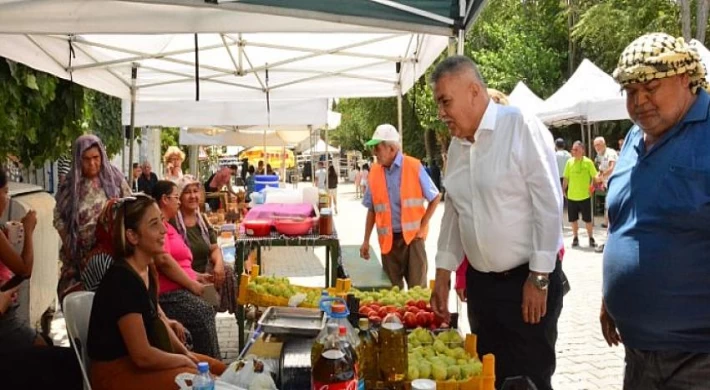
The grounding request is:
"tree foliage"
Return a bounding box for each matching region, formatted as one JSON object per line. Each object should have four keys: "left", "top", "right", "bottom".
{"left": 0, "top": 59, "right": 123, "bottom": 167}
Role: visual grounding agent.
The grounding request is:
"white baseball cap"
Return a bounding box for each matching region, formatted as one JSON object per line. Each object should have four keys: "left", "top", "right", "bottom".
{"left": 365, "top": 124, "right": 400, "bottom": 147}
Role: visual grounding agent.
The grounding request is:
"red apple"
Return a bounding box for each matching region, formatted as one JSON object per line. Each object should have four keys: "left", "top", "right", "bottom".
{"left": 369, "top": 304, "right": 381, "bottom": 312}
{"left": 403, "top": 312, "right": 417, "bottom": 328}
{"left": 368, "top": 315, "right": 382, "bottom": 326}
{"left": 385, "top": 306, "right": 398, "bottom": 314}
{"left": 359, "top": 306, "right": 373, "bottom": 316}
{"left": 397, "top": 307, "right": 407, "bottom": 317}
{"left": 406, "top": 299, "right": 417, "bottom": 307}
{"left": 406, "top": 306, "right": 420, "bottom": 315}
{"left": 378, "top": 307, "right": 389, "bottom": 318}
{"left": 416, "top": 300, "right": 428, "bottom": 310}
{"left": 415, "top": 311, "right": 429, "bottom": 327}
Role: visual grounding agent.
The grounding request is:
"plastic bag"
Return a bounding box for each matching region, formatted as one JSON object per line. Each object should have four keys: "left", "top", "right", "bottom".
{"left": 219, "top": 356, "right": 279, "bottom": 389}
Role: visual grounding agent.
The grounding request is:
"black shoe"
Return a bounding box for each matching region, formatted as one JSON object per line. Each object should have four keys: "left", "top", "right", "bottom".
{"left": 589, "top": 237, "right": 596, "bottom": 248}
{"left": 595, "top": 243, "right": 605, "bottom": 253}
{"left": 572, "top": 237, "right": 579, "bottom": 247}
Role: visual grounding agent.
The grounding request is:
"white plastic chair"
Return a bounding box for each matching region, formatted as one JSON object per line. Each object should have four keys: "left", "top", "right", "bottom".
{"left": 63, "top": 291, "right": 95, "bottom": 390}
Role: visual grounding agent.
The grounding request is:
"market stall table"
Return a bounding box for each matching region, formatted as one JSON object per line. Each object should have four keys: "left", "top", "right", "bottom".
{"left": 234, "top": 230, "right": 341, "bottom": 349}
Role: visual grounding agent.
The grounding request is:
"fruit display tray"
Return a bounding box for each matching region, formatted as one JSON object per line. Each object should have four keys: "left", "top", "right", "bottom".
{"left": 257, "top": 307, "right": 326, "bottom": 337}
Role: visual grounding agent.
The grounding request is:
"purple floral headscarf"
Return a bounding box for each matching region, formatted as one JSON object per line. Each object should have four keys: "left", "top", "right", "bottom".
{"left": 56, "top": 134, "right": 125, "bottom": 258}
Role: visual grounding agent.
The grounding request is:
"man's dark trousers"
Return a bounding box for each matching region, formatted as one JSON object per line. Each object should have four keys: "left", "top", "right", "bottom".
{"left": 467, "top": 260, "right": 564, "bottom": 390}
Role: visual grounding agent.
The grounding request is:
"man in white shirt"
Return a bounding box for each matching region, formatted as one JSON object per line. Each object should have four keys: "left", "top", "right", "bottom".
{"left": 429, "top": 56, "right": 564, "bottom": 390}
{"left": 314, "top": 161, "right": 327, "bottom": 190}
{"left": 593, "top": 136, "right": 618, "bottom": 236}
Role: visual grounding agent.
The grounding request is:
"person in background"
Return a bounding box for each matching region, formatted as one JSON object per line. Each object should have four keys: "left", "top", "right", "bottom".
{"left": 555, "top": 138, "right": 572, "bottom": 192}
{"left": 240, "top": 158, "right": 249, "bottom": 183}
{"left": 354, "top": 166, "right": 362, "bottom": 199}
{"left": 0, "top": 166, "right": 83, "bottom": 389}
{"left": 0, "top": 169, "right": 39, "bottom": 348}
{"left": 130, "top": 163, "right": 142, "bottom": 193}
{"left": 173, "top": 176, "right": 238, "bottom": 315}
{"left": 151, "top": 181, "right": 221, "bottom": 358}
{"left": 138, "top": 161, "right": 159, "bottom": 196}
{"left": 429, "top": 56, "right": 563, "bottom": 390}
{"left": 87, "top": 195, "right": 225, "bottom": 390}
{"left": 314, "top": 161, "right": 327, "bottom": 191}
{"left": 54, "top": 134, "right": 131, "bottom": 301}
{"left": 245, "top": 165, "right": 256, "bottom": 201}
{"left": 266, "top": 163, "right": 275, "bottom": 176}
{"left": 256, "top": 160, "right": 265, "bottom": 175}
{"left": 618, "top": 138, "right": 624, "bottom": 150}
{"left": 602, "top": 32, "right": 710, "bottom": 390}
{"left": 361, "top": 124, "right": 441, "bottom": 289}
{"left": 57, "top": 151, "right": 72, "bottom": 186}
{"left": 204, "top": 165, "right": 238, "bottom": 211}
{"left": 360, "top": 163, "right": 369, "bottom": 197}
{"left": 593, "top": 136, "right": 618, "bottom": 252}
{"left": 327, "top": 165, "right": 339, "bottom": 214}
{"left": 163, "top": 146, "right": 185, "bottom": 182}
{"left": 563, "top": 141, "right": 599, "bottom": 248}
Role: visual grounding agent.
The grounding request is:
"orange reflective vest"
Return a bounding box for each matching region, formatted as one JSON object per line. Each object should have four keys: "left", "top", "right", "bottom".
{"left": 368, "top": 156, "right": 428, "bottom": 254}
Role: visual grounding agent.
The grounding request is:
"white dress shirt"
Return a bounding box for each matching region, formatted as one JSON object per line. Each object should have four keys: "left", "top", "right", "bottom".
{"left": 436, "top": 101, "right": 563, "bottom": 273}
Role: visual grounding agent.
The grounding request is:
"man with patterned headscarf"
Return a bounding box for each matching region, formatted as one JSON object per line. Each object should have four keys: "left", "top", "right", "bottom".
{"left": 601, "top": 32, "right": 710, "bottom": 389}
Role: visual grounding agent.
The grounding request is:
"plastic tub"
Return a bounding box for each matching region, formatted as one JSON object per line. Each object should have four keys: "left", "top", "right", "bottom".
{"left": 274, "top": 218, "right": 312, "bottom": 236}
{"left": 243, "top": 220, "right": 271, "bottom": 236}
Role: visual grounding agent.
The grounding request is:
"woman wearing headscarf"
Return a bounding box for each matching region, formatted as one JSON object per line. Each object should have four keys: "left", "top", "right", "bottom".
{"left": 152, "top": 180, "right": 221, "bottom": 358}
{"left": 172, "top": 176, "right": 238, "bottom": 314}
{"left": 54, "top": 134, "right": 131, "bottom": 301}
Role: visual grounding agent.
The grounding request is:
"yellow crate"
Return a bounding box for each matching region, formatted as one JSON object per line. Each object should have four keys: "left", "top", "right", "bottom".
{"left": 237, "top": 272, "right": 352, "bottom": 308}
{"left": 403, "top": 334, "right": 495, "bottom": 390}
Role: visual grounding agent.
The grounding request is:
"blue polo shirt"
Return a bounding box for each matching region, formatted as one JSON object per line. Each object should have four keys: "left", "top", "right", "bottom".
{"left": 362, "top": 152, "right": 439, "bottom": 233}
{"left": 603, "top": 89, "right": 710, "bottom": 352}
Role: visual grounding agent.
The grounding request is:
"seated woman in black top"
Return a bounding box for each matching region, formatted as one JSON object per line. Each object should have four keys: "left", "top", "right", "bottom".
{"left": 87, "top": 195, "right": 225, "bottom": 390}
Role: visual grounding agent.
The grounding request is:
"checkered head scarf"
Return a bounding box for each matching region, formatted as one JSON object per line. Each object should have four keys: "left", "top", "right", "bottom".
{"left": 613, "top": 33, "right": 709, "bottom": 94}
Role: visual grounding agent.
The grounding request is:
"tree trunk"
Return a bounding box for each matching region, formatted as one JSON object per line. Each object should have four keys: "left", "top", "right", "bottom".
{"left": 424, "top": 128, "right": 433, "bottom": 163}
{"left": 681, "top": 0, "right": 692, "bottom": 42}
{"left": 697, "top": 0, "right": 709, "bottom": 43}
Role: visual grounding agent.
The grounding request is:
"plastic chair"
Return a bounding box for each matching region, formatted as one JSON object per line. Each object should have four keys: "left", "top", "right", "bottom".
{"left": 63, "top": 291, "right": 95, "bottom": 390}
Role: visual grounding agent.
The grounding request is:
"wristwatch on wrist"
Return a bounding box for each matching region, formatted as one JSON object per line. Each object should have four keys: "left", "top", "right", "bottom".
{"left": 528, "top": 273, "right": 550, "bottom": 291}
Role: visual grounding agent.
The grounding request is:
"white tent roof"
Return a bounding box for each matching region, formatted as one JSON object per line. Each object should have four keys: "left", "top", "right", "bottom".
{"left": 302, "top": 139, "right": 340, "bottom": 155}
{"left": 121, "top": 98, "right": 331, "bottom": 127}
{"left": 180, "top": 127, "right": 309, "bottom": 147}
{"left": 507, "top": 81, "right": 544, "bottom": 114}
{"left": 536, "top": 59, "right": 629, "bottom": 126}
{"left": 0, "top": 1, "right": 452, "bottom": 101}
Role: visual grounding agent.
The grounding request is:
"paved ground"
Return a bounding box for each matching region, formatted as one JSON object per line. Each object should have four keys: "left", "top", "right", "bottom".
{"left": 51, "top": 182, "right": 626, "bottom": 389}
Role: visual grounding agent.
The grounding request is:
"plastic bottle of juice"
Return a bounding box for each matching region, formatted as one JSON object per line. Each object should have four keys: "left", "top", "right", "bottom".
{"left": 357, "top": 318, "right": 378, "bottom": 389}
{"left": 379, "top": 313, "right": 408, "bottom": 385}
{"left": 312, "top": 325, "right": 358, "bottom": 390}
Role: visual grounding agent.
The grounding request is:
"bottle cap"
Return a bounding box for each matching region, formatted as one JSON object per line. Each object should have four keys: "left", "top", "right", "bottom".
{"left": 331, "top": 303, "right": 346, "bottom": 313}
{"left": 197, "top": 362, "right": 209, "bottom": 373}
{"left": 358, "top": 318, "right": 369, "bottom": 330}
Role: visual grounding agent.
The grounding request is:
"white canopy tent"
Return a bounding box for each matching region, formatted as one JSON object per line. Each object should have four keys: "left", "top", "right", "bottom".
{"left": 536, "top": 59, "right": 629, "bottom": 156}
{"left": 507, "top": 81, "right": 544, "bottom": 114}
{"left": 536, "top": 59, "right": 629, "bottom": 127}
{"left": 180, "top": 127, "right": 311, "bottom": 147}
{"left": 120, "top": 99, "right": 330, "bottom": 127}
{"left": 302, "top": 139, "right": 341, "bottom": 156}
{"left": 0, "top": 0, "right": 489, "bottom": 172}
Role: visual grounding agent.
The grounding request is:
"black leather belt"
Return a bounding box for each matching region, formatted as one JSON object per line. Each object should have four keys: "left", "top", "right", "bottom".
{"left": 392, "top": 232, "right": 403, "bottom": 239}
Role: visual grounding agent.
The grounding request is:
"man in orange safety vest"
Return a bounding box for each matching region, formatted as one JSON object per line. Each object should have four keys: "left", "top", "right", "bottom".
{"left": 360, "top": 124, "right": 441, "bottom": 288}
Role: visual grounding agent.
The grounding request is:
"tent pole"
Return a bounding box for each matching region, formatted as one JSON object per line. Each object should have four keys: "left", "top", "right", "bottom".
{"left": 397, "top": 87, "right": 403, "bottom": 150}
{"left": 128, "top": 64, "right": 138, "bottom": 175}
{"left": 448, "top": 37, "right": 457, "bottom": 56}
{"left": 326, "top": 125, "right": 330, "bottom": 190}
{"left": 309, "top": 125, "right": 315, "bottom": 184}
{"left": 587, "top": 122, "right": 593, "bottom": 158}
{"left": 457, "top": 28, "right": 465, "bottom": 55}
{"left": 189, "top": 145, "right": 198, "bottom": 177}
